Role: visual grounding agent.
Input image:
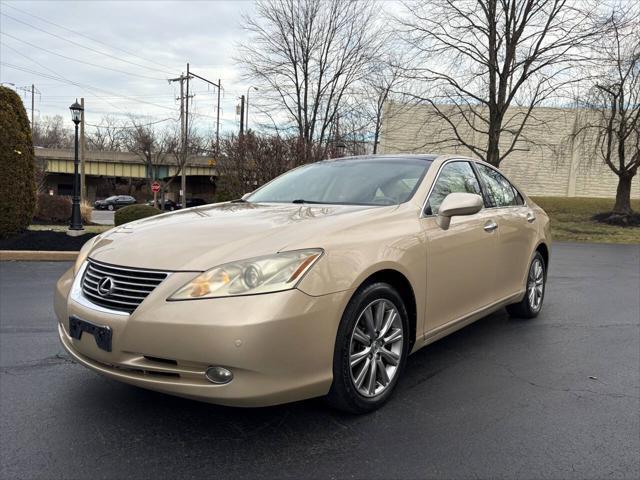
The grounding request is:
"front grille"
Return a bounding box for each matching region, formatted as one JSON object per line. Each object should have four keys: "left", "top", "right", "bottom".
{"left": 81, "top": 259, "right": 169, "bottom": 314}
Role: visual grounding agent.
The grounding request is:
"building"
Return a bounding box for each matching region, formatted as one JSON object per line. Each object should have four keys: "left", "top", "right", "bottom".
{"left": 379, "top": 103, "right": 639, "bottom": 199}
{"left": 36, "top": 148, "right": 218, "bottom": 202}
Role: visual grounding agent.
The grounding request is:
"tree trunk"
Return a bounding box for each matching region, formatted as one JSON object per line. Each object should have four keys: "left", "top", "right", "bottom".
{"left": 612, "top": 173, "right": 634, "bottom": 216}
{"left": 486, "top": 133, "right": 501, "bottom": 167}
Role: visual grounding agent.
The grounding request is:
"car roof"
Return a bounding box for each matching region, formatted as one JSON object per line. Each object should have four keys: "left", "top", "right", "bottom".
{"left": 319, "top": 153, "right": 440, "bottom": 163}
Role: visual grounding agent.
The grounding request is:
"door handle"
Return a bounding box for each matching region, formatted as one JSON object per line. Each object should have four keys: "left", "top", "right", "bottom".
{"left": 526, "top": 212, "right": 536, "bottom": 223}
{"left": 484, "top": 220, "right": 498, "bottom": 232}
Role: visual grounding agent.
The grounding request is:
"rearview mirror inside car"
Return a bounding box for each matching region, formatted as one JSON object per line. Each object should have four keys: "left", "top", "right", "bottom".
{"left": 436, "top": 193, "right": 483, "bottom": 230}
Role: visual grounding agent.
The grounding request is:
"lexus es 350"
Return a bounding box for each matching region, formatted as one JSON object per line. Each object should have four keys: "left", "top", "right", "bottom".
{"left": 55, "top": 154, "right": 551, "bottom": 413}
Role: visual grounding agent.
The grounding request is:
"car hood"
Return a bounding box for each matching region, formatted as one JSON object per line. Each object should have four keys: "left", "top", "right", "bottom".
{"left": 88, "top": 202, "right": 387, "bottom": 271}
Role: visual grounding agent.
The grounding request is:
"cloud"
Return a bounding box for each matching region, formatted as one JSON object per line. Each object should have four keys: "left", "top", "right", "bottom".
{"left": 0, "top": 0, "right": 255, "bottom": 134}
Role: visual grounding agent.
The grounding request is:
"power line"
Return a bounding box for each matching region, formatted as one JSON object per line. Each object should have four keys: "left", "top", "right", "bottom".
{"left": 1, "top": 32, "right": 165, "bottom": 81}
{"left": 0, "top": 11, "right": 174, "bottom": 77}
{"left": 1, "top": 62, "right": 178, "bottom": 112}
{"left": 85, "top": 118, "right": 175, "bottom": 129}
{"left": 3, "top": 2, "right": 178, "bottom": 73}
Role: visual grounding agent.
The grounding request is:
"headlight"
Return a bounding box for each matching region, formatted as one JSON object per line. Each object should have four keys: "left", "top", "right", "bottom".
{"left": 73, "top": 235, "right": 99, "bottom": 275}
{"left": 168, "top": 249, "right": 323, "bottom": 300}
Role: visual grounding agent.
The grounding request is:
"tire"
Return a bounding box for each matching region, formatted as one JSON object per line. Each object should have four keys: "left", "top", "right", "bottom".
{"left": 506, "top": 251, "right": 546, "bottom": 319}
{"left": 107, "top": 204, "right": 114, "bottom": 211}
{"left": 326, "top": 282, "right": 410, "bottom": 414}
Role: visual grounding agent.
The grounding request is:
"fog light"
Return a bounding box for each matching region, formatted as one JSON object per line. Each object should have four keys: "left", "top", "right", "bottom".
{"left": 205, "top": 366, "right": 233, "bottom": 384}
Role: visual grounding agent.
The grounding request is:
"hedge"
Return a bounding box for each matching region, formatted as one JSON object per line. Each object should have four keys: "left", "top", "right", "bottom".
{"left": 0, "top": 86, "right": 36, "bottom": 238}
{"left": 115, "top": 204, "right": 161, "bottom": 226}
{"left": 34, "top": 194, "right": 72, "bottom": 223}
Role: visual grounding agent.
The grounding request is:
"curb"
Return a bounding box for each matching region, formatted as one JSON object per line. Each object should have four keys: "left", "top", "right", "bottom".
{"left": 0, "top": 250, "right": 79, "bottom": 261}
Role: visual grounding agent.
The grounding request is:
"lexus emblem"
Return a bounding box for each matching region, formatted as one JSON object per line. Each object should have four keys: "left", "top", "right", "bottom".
{"left": 97, "top": 276, "right": 115, "bottom": 297}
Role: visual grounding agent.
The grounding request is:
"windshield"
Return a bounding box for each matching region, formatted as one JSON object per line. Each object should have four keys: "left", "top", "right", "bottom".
{"left": 247, "top": 158, "right": 432, "bottom": 206}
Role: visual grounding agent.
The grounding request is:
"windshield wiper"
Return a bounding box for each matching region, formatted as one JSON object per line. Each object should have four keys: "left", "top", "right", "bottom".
{"left": 291, "top": 199, "right": 329, "bottom": 204}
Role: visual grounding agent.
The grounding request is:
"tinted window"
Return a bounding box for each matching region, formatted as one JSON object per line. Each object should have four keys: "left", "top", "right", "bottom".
{"left": 425, "top": 161, "right": 482, "bottom": 215}
{"left": 475, "top": 164, "right": 518, "bottom": 207}
{"left": 248, "top": 158, "right": 432, "bottom": 206}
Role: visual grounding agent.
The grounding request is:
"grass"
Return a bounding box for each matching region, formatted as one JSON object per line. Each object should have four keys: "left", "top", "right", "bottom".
{"left": 28, "top": 224, "right": 112, "bottom": 234}
{"left": 530, "top": 196, "right": 640, "bottom": 244}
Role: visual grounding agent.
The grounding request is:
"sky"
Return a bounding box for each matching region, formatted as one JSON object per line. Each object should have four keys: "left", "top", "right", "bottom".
{"left": 0, "top": 0, "right": 258, "bottom": 136}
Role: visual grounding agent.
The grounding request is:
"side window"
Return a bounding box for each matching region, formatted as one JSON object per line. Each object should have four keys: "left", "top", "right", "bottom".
{"left": 475, "top": 164, "right": 517, "bottom": 207}
{"left": 513, "top": 187, "right": 525, "bottom": 206}
{"left": 425, "top": 161, "right": 482, "bottom": 215}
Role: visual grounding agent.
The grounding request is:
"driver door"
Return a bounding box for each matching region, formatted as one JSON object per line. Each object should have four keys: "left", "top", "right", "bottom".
{"left": 420, "top": 161, "right": 498, "bottom": 335}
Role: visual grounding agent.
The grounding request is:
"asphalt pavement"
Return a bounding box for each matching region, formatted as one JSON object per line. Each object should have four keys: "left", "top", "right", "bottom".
{"left": 1, "top": 243, "right": 638, "bottom": 479}
{"left": 90, "top": 210, "right": 114, "bottom": 226}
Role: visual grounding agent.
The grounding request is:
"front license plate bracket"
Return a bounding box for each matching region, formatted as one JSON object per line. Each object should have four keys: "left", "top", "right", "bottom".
{"left": 68, "top": 316, "right": 112, "bottom": 352}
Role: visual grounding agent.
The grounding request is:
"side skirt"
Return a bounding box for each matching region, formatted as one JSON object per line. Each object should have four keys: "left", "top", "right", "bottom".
{"left": 411, "top": 290, "right": 524, "bottom": 352}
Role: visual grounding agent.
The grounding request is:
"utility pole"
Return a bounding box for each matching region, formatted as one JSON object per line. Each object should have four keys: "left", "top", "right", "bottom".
{"left": 182, "top": 66, "right": 221, "bottom": 151}
{"left": 169, "top": 71, "right": 190, "bottom": 208}
{"left": 183, "top": 63, "right": 190, "bottom": 208}
{"left": 80, "top": 97, "right": 86, "bottom": 203}
{"left": 172, "top": 64, "right": 222, "bottom": 201}
{"left": 216, "top": 79, "right": 221, "bottom": 155}
{"left": 239, "top": 95, "right": 245, "bottom": 136}
{"left": 31, "top": 84, "right": 35, "bottom": 131}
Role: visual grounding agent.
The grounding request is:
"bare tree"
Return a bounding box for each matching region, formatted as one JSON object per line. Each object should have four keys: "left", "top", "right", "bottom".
{"left": 361, "top": 56, "right": 406, "bottom": 154}
{"left": 32, "top": 115, "right": 72, "bottom": 148}
{"left": 122, "top": 119, "right": 173, "bottom": 196}
{"left": 215, "top": 132, "right": 324, "bottom": 199}
{"left": 238, "top": 0, "right": 381, "bottom": 157}
{"left": 162, "top": 120, "right": 208, "bottom": 206}
{"left": 87, "top": 116, "right": 126, "bottom": 151}
{"left": 396, "top": 0, "right": 598, "bottom": 167}
{"left": 574, "top": 4, "right": 639, "bottom": 219}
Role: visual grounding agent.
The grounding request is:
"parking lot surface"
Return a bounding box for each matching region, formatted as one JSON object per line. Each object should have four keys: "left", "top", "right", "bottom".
{"left": 90, "top": 210, "right": 114, "bottom": 225}
{"left": 1, "top": 243, "right": 638, "bottom": 479}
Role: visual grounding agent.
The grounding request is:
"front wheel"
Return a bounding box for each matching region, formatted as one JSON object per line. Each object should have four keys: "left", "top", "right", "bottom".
{"left": 506, "top": 252, "right": 546, "bottom": 319}
{"left": 326, "top": 282, "right": 410, "bottom": 414}
{"left": 107, "top": 204, "right": 114, "bottom": 211}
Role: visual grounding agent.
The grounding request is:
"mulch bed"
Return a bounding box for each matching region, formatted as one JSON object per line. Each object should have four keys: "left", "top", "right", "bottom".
{"left": 0, "top": 230, "right": 98, "bottom": 251}
{"left": 592, "top": 212, "right": 640, "bottom": 227}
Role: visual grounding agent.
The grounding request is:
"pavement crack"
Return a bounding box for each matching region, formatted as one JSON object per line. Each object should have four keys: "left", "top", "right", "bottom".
{"left": 0, "top": 352, "right": 74, "bottom": 375}
{"left": 491, "top": 360, "right": 640, "bottom": 400}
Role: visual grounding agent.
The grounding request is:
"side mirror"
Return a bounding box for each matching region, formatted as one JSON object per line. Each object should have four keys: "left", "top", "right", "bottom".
{"left": 241, "top": 192, "right": 252, "bottom": 201}
{"left": 436, "top": 193, "right": 483, "bottom": 230}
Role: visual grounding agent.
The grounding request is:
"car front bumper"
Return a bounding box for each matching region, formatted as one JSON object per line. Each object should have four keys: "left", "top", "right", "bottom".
{"left": 55, "top": 266, "right": 352, "bottom": 407}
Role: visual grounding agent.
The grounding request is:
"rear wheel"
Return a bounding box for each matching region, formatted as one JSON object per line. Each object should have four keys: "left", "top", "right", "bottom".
{"left": 326, "top": 282, "right": 410, "bottom": 414}
{"left": 506, "top": 252, "right": 546, "bottom": 319}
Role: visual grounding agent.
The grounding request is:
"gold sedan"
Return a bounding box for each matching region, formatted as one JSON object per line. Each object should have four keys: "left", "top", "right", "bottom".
{"left": 55, "top": 154, "right": 551, "bottom": 413}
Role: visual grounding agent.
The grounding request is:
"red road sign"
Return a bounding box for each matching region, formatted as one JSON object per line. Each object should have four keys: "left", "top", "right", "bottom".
{"left": 151, "top": 181, "right": 161, "bottom": 193}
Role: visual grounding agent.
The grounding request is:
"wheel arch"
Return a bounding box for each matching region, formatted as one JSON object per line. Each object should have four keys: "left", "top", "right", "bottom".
{"left": 355, "top": 269, "right": 418, "bottom": 350}
{"left": 535, "top": 242, "right": 550, "bottom": 271}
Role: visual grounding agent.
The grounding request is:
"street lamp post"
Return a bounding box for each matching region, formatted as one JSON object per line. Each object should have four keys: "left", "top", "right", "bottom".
{"left": 246, "top": 86, "right": 258, "bottom": 132}
{"left": 68, "top": 100, "right": 84, "bottom": 235}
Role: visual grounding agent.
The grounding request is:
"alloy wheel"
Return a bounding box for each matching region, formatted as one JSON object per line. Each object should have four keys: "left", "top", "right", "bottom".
{"left": 527, "top": 258, "right": 544, "bottom": 312}
{"left": 349, "top": 299, "right": 404, "bottom": 398}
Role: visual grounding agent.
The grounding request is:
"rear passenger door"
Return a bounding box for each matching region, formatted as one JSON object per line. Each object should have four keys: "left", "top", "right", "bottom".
{"left": 474, "top": 163, "right": 537, "bottom": 299}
